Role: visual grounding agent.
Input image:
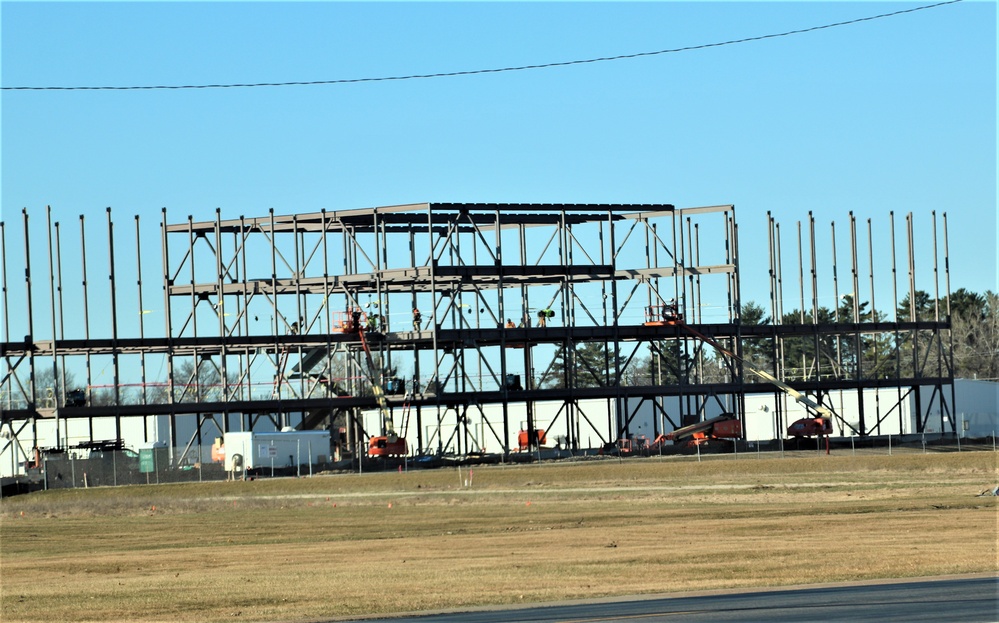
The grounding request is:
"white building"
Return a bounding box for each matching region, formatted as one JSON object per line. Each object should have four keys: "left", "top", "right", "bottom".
{"left": 4, "top": 381, "right": 997, "bottom": 477}
{"left": 921, "top": 378, "right": 999, "bottom": 438}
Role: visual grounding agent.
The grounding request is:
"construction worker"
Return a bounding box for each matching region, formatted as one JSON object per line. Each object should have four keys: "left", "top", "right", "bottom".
{"left": 538, "top": 308, "right": 553, "bottom": 327}
{"left": 367, "top": 313, "right": 379, "bottom": 332}
{"left": 412, "top": 308, "right": 422, "bottom": 331}
{"left": 505, "top": 318, "right": 515, "bottom": 328}
{"left": 664, "top": 298, "right": 678, "bottom": 321}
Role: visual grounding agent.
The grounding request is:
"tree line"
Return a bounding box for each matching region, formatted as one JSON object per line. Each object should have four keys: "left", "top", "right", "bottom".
{"left": 543, "top": 288, "right": 999, "bottom": 388}
{"left": 8, "top": 288, "right": 998, "bottom": 406}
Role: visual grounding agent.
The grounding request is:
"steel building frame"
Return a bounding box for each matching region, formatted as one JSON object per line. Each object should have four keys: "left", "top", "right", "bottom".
{"left": 1, "top": 203, "right": 954, "bottom": 463}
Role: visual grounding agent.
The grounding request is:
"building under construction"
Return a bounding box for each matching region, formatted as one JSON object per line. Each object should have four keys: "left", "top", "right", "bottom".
{"left": 0, "top": 202, "right": 955, "bottom": 471}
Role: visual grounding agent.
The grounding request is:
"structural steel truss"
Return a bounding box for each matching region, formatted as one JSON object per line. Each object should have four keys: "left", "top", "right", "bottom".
{"left": 1, "top": 203, "right": 954, "bottom": 458}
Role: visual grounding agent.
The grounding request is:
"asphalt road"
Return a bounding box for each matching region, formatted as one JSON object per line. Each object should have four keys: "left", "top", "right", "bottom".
{"left": 337, "top": 575, "right": 998, "bottom": 623}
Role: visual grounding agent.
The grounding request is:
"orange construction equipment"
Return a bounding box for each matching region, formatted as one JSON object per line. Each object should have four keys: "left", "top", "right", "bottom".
{"left": 647, "top": 305, "right": 837, "bottom": 450}
{"left": 664, "top": 414, "right": 743, "bottom": 447}
{"left": 332, "top": 307, "right": 408, "bottom": 458}
{"left": 368, "top": 435, "right": 408, "bottom": 458}
{"left": 333, "top": 308, "right": 367, "bottom": 333}
{"left": 517, "top": 428, "right": 547, "bottom": 451}
{"left": 605, "top": 435, "right": 652, "bottom": 456}
{"left": 211, "top": 438, "right": 225, "bottom": 463}
{"left": 644, "top": 301, "right": 683, "bottom": 326}
{"left": 787, "top": 416, "right": 833, "bottom": 438}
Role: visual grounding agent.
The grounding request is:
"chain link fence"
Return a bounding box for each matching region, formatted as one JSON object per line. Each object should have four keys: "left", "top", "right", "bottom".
{"left": 8, "top": 434, "right": 992, "bottom": 493}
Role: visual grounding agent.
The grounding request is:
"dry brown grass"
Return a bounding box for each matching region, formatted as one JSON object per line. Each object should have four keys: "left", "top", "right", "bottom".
{"left": 1, "top": 452, "right": 997, "bottom": 623}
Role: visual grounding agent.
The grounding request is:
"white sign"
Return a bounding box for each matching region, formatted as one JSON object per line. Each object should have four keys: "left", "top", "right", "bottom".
{"left": 259, "top": 444, "right": 277, "bottom": 458}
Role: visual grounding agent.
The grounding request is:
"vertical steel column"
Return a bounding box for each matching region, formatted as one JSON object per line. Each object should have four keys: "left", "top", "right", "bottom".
{"left": 560, "top": 207, "right": 577, "bottom": 445}
{"left": 931, "top": 212, "right": 944, "bottom": 377}
{"left": 407, "top": 216, "right": 423, "bottom": 453}
{"left": 133, "top": 215, "right": 151, "bottom": 442}
{"left": 691, "top": 220, "right": 706, "bottom": 383}
{"left": 905, "top": 212, "right": 926, "bottom": 432}
{"left": 239, "top": 215, "right": 250, "bottom": 408}
{"left": 268, "top": 209, "right": 279, "bottom": 407}
{"left": 53, "top": 220, "right": 65, "bottom": 432}
{"left": 215, "top": 209, "right": 230, "bottom": 409}
{"left": 321, "top": 209, "right": 333, "bottom": 430}
{"left": 495, "top": 208, "right": 510, "bottom": 454}
{"left": 1, "top": 220, "right": 6, "bottom": 341}
{"left": 673, "top": 210, "right": 689, "bottom": 422}
{"left": 185, "top": 215, "right": 201, "bottom": 408}
{"left": 868, "top": 217, "right": 879, "bottom": 435}
{"left": 601, "top": 218, "right": 621, "bottom": 438}
{"left": 775, "top": 223, "right": 785, "bottom": 323}
{"left": 867, "top": 219, "right": 876, "bottom": 322}
{"left": 0, "top": 221, "right": 8, "bottom": 411}
{"left": 728, "top": 216, "right": 741, "bottom": 418}
{"left": 932, "top": 211, "right": 940, "bottom": 324}
{"left": 931, "top": 211, "right": 949, "bottom": 433}
{"left": 890, "top": 212, "right": 903, "bottom": 431}
{"left": 766, "top": 214, "right": 783, "bottom": 437}
{"left": 730, "top": 210, "right": 740, "bottom": 321}
{"left": 775, "top": 222, "right": 790, "bottom": 423}
{"left": 427, "top": 205, "right": 439, "bottom": 393}
{"left": 729, "top": 211, "right": 745, "bottom": 422}
{"left": 686, "top": 217, "right": 696, "bottom": 320}
{"left": 808, "top": 213, "right": 818, "bottom": 321}
{"left": 22, "top": 210, "right": 35, "bottom": 410}
{"left": 767, "top": 213, "right": 777, "bottom": 322}
{"left": 46, "top": 208, "right": 60, "bottom": 447}
{"left": 609, "top": 208, "right": 628, "bottom": 438}
{"left": 160, "top": 208, "right": 177, "bottom": 456}
{"left": 134, "top": 216, "right": 147, "bottom": 410}
{"left": 293, "top": 213, "right": 304, "bottom": 401}
{"left": 849, "top": 212, "right": 865, "bottom": 433}
{"left": 809, "top": 213, "right": 820, "bottom": 380}
{"left": 107, "top": 208, "right": 121, "bottom": 438}
{"left": 79, "top": 215, "right": 94, "bottom": 428}
{"left": 943, "top": 213, "right": 955, "bottom": 434}
{"left": 831, "top": 221, "right": 842, "bottom": 376}
{"left": 694, "top": 223, "right": 703, "bottom": 324}
{"left": 378, "top": 208, "right": 389, "bottom": 338}
{"left": 867, "top": 217, "right": 878, "bottom": 416}
{"left": 651, "top": 221, "right": 660, "bottom": 393}
{"left": 796, "top": 221, "right": 806, "bottom": 380}
{"left": 686, "top": 215, "right": 698, "bottom": 406}
{"left": 906, "top": 213, "right": 920, "bottom": 419}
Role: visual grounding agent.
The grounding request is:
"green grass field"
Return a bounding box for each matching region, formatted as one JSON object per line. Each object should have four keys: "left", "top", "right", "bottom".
{"left": 2, "top": 452, "right": 997, "bottom": 623}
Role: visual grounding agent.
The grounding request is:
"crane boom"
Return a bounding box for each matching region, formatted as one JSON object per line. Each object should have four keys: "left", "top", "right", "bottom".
{"left": 680, "top": 322, "right": 834, "bottom": 419}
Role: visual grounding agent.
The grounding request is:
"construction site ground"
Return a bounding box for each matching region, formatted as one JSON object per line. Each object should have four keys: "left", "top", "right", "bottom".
{"left": 1, "top": 450, "right": 996, "bottom": 623}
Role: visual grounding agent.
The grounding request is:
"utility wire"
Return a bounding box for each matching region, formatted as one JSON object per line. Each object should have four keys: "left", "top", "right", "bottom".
{"left": 2, "top": 0, "right": 963, "bottom": 91}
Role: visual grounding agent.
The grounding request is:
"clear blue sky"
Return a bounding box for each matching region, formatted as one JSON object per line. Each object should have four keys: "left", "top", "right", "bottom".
{"left": 2, "top": 1, "right": 996, "bottom": 338}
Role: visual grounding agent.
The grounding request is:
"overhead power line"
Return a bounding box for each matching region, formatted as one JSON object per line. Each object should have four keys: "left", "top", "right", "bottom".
{"left": 2, "top": 0, "right": 963, "bottom": 92}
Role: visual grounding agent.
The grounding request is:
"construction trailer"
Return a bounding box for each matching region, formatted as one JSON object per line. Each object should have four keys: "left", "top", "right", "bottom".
{"left": 222, "top": 430, "right": 331, "bottom": 472}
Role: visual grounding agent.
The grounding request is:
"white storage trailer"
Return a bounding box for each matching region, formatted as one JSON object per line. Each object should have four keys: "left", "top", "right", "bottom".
{"left": 223, "top": 430, "right": 331, "bottom": 471}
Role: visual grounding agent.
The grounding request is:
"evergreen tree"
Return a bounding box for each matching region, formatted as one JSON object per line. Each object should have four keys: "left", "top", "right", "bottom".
{"left": 541, "top": 341, "right": 624, "bottom": 389}
{"left": 950, "top": 290, "right": 999, "bottom": 380}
